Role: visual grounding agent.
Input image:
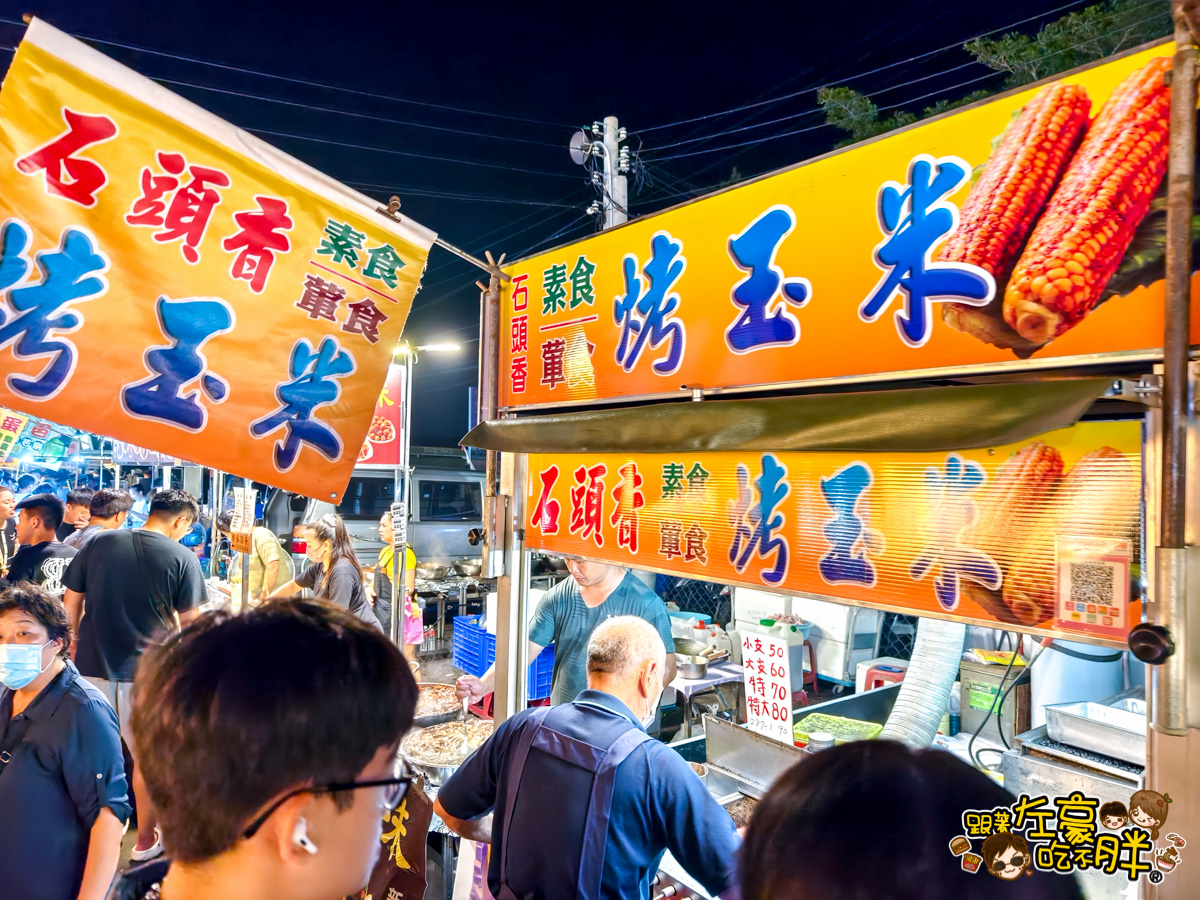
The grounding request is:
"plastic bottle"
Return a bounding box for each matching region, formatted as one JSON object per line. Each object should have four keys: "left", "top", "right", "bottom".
{"left": 948, "top": 682, "right": 962, "bottom": 737}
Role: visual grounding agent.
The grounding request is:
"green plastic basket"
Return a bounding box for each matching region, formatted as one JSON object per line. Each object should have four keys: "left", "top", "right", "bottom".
{"left": 793, "top": 713, "right": 882, "bottom": 745}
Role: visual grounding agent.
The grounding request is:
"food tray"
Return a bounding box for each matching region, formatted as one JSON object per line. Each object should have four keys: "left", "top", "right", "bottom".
{"left": 1044, "top": 700, "right": 1146, "bottom": 765}
{"left": 452, "top": 615, "right": 554, "bottom": 699}
{"left": 793, "top": 713, "right": 882, "bottom": 745}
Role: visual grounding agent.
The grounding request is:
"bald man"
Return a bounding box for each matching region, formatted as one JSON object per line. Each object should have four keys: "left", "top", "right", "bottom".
{"left": 436, "top": 616, "right": 740, "bottom": 900}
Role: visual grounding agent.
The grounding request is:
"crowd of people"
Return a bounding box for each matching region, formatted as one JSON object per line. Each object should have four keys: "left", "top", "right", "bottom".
{"left": 0, "top": 485, "right": 1088, "bottom": 900}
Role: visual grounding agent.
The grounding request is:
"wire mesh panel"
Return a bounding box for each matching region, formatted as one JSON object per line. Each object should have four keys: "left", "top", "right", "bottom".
{"left": 877, "top": 612, "right": 919, "bottom": 660}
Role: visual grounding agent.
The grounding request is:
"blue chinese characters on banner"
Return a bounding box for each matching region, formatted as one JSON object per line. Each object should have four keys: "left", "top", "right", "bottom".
{"left": 860, "top": 155, "right": 994, "bottom": 348}
{"left": 909, "top": 452, "right": 1003, "bottom": 611}
{"left": 725, "top": 205, "right": 811, "bottom": 354}
{"left": 122, "top": 297, "right": 233, "bottom": 431}
{"left": 250, "top": 336, "right": 356, "bottom": 472}
{"left": 729, "top": 452, "right": 791, "bottom": 586}
{"left": 614, "top": 231, "right": 686, "bottom": 376}
{"left": 0, "top": 219, "right": 108, "bottom": 400}
{"left": 819, "top": 461, "right": 885, "bottom": 587}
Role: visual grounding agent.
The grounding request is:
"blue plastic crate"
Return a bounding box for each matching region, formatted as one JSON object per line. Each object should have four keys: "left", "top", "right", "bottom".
{"left": 452, "top": 615, "right": 555, "bottom": 700}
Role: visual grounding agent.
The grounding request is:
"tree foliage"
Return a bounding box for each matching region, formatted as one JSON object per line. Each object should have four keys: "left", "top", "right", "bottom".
{"left": 818, "top": 0, "right": 1171, "bottom": 145}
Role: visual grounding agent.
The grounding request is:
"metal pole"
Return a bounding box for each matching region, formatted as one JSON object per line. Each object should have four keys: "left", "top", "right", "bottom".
{"left": 240, "top": 476, "right": 251, "bottom": 615}
{"left": 395, "top": 351, "right": 413, "bottom": 646}
{"left": 479, "top": 271, "right": 503, "bottom": 579}
{"left": 1147, "top": 5, "right": 1199, "bottom": 737}
{"left": 391, "top": 394, "right": 403, "bottom": 646}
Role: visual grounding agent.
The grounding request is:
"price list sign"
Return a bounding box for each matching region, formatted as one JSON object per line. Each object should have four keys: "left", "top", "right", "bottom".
{"left": 741, "top": 633, "right": 794, "bottom": 744}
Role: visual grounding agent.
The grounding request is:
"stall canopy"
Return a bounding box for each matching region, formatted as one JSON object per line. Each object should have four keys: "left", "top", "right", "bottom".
{"left": 462, "top": 378, "right": 1113, "bottom": 455}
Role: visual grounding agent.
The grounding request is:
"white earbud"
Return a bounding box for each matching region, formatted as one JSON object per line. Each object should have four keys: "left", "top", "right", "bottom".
{"left": 292, "top": 818, "right": 318, "bottom": 855}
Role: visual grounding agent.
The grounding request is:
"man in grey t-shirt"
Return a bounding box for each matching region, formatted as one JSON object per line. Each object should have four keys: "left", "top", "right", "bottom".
{"left": 456, "top": 558, "right": 676, "bottom": 706}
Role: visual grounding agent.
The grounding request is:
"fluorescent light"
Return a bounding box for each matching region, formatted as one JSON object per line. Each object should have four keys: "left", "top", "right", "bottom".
{"left": 416, "top": 342, "right": 461, "bottom": 353}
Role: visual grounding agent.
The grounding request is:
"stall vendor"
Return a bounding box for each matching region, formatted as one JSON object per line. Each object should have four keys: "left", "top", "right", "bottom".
{"left": 215, "top": 511, "right": 293, "bottom": 603}
{"left": 374, "top": 512, "right": 422, "bottom": 662}
{"left": 436, "top": 616, "right": 740, "bottom": 900}
{"left": 456, "top": 558, "right": 675, "bottom": 706}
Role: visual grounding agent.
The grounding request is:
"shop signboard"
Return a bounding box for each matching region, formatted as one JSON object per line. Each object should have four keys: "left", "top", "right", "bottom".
{"left": 500, "top": 43, "right": 1192, "bottom": 411}
{"left": 741, "top": 632, "right": 793, "bottom": 744}
{"left": 0, "top": 20, "right": 435, "bottom": 501}
{"left": 12, "top": 417, "right": 79, "bottom": 461}
{"left": 356, "top": 363, "right": 405, "bottom": 468}
{"left": 524, "top": 421, "right": 1141, "bottom": 643}
{"left": 0, "top": 409, "right": 29, "bottom": 462}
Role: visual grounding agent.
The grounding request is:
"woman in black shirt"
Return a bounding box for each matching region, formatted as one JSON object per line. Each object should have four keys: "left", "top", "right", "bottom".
{"left": 270, "top": 514, "right": 381, "bottom": 630}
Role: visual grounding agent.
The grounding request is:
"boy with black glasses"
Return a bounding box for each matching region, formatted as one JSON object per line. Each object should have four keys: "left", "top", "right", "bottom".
{"left": 108, "top": 598, "right": 419, "bottom": 900}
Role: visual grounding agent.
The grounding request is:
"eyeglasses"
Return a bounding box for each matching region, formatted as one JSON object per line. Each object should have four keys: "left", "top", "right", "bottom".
{"left": 1002, "top": 855, "right": 1026, "bottom": 868}
{"left": 241, "top": 760, "right": 414, "bottom": 839}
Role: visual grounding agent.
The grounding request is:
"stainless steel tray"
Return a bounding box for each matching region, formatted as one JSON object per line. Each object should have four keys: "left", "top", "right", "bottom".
{"left": 1044, "top": 700, "right": 1146, "bottom": 765}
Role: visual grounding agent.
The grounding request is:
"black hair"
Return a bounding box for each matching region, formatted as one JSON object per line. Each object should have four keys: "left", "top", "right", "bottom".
{"left": 16, "top": 474, "right": 34, "bottom": 490}
{"left": 741, "top": 741, "right": 1082, "bottom": 900}
{"left": 15, "top": 492, "right": 65, "bottom": 531}
{"left": 66, "top": 488, "right": 94, "bottom": 507}
{"left": 148, "top": 489, "right": 200, "bottom": 524}
{"left": 304, "top": 513, "right": 363, "bottom": 581}
{"left": 1099, "top": 801, "right": 1127, "bottom": 821}
{"left": 216, "top": 510, "right": 234, "bottom": 533}
{"left": 981, "top": 831, "right": 1031, "bottom": 877}
{"left": 0, "top": 581, "right": 72, "bottom": 658}
{"left": 131, "top": 598, "right": 416, "bottom": 864}
{"left": 89, "top": 489, "right": 133, "bottom": 519}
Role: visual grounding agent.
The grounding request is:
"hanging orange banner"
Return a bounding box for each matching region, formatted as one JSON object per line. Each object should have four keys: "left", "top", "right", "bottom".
{"left": 501, "top": 43, "right": 1194, "bottom": 411}
{"left": 526, "top": 421, "right": 1142, "bottom": 641}
{"left": 0, "top": 20, "right": 435, "bottom": 500}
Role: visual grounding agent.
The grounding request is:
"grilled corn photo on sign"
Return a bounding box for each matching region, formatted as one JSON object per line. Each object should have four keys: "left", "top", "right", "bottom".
{"left": 501, "top": 43, "right": 1190, "bottom": 410}
{"left": 525, "top": 420, "right": 1140, "bottom": 641}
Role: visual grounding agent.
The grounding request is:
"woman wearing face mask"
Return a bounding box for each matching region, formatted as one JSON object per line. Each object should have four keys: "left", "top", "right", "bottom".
{"left": 270, "top": 514, "right": 381, "bottom": 630}
{"left": 0, "top": 583, "right": 130, "bottom": 900}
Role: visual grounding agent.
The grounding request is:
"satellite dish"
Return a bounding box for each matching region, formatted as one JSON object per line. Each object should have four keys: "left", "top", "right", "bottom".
{"left": 569, "top": 130, "right": 593, "bottom": 166}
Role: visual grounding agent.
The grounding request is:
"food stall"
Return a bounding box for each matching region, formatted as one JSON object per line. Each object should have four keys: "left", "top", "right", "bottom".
{"left": 462, "top": 34, "right": 1200, "bottom": 900}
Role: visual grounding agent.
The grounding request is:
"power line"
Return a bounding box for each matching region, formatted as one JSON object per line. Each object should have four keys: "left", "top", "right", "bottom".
{"left": 344, "top": 181, "right": 580, "bottom": 207}
{"left": 514, "top": 211, "right": 593, "bottom": 260}
{"left": 0, "top": 16, "right": 572, "bottom": 130}
{"left": 635, "top": 0, "right": 1097, "bottom": 135}
{"left": 153, "top": 76, "right": 562, "bottom": 147}
{"left": 245, "top": 127, "right": 580, "bottom": 179}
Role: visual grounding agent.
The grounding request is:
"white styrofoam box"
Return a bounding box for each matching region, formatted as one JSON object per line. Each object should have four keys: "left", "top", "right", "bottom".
{"left": 731, "top": 587, "right": 792, "bottom": 623}
{"left": 855, "top": 656, "right": 911, "bottom": 694}
{"left": 790, "top": 596, "right": 880, "bottom": 643}
{"left": 485, "top": 588, "right": 547, "bottom": 635}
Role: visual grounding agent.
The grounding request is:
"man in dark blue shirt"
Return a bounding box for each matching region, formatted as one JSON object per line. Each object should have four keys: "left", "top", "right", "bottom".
{"left": 436, "top": 616, "right": 740, "bottom": 900}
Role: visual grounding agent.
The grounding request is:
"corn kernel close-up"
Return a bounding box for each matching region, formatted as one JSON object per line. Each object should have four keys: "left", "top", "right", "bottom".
{"left": 937, "top": 82, "right": 1091, "bottom": 289}
{"left": 1002, "top": 56, "right": 1171, "bottom": 346}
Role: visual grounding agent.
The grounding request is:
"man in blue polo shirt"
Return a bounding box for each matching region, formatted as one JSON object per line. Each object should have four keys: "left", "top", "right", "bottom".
{"left": 436, "top": 616, "right": 740, "bottom": 900}
{"left": 456, "top": 558, "right": 676, "bottom": 707}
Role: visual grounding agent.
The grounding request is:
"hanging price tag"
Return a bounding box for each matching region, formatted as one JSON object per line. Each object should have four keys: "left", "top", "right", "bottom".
{"left": 390, "top": 501, "right": 407, "bottom": 545}
{"left": 741, "top": 632, "right": 794, "bottom": 744}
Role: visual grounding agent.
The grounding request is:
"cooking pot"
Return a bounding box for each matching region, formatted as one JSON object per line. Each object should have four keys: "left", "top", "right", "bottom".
{"left": 675, "top": 654, "right": 709, "bottom": 680}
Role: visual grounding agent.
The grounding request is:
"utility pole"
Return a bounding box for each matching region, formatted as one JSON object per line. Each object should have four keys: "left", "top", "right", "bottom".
{"left": 602, "top": 116, "right": 629, "bottom": 229}
{"left": 572, "top": 118, "right": 631, "bottom": 228}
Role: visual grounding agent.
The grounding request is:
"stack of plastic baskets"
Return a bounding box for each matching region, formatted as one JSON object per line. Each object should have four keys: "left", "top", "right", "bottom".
{"left": 452, "top": 615, "right": 554, "bottom": 700}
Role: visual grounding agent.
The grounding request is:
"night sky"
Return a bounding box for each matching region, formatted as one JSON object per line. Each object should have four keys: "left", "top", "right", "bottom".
{"left": 0, "top": 0, "right": 1104, "bottom": 445}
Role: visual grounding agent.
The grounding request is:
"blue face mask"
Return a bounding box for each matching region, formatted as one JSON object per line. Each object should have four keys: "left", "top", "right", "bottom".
{"left": 0, "top": 640, "right": 53, "bottom": 690}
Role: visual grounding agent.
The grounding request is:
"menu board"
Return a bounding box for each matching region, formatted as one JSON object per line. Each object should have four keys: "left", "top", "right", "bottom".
{"left": 741, "top": 632, "right": 793, "bottom": 744}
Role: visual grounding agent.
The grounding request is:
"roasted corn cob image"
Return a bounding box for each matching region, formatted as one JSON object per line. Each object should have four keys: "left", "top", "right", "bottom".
{"left": 1001, "top": 446, "right": 1140, "bottom": 626}
{"left": 1003, "top": 56, "right": 1171, "bottom": 345}
{"left": 939, "top": 83, "right": 1091, "bottom": 285}
{"left": 961, "top": 441, "right": 1064, "bottom": 625}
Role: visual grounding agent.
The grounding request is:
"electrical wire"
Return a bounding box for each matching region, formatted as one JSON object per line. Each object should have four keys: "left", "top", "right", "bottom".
{"left": 244, "top": 127, "right": 579, "bottom": 180}
{"left": 513, "top": 211, "right": 593, "bottom": 259}
{"left": 635, "top": 0, "right": 1115, "bottom": 134}
{"left": 344, "top": 181, "right": 580, "bottom": 208}
{"left": 967, "top": 639, "right": 1021, "bottom": 771}
{"left": 0, "top": 16, "right": 572, "bottom": 129}
{"left": 153, "top": 77, "right": 562, "bottom": 147}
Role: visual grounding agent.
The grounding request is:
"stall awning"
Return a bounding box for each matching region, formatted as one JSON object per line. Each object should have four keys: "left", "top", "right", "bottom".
{"left": 461, "top": 378, "right": 1115, "bottom": 454}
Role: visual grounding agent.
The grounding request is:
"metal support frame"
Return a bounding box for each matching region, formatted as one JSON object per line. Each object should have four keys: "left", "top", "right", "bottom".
{"left": 492, "top": 452, "right": 529, "bottom": 724}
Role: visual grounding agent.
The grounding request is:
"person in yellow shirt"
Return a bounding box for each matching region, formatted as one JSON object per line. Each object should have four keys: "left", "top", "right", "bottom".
{"left": 216, "top": 511, "right": 294, "bottom": 603}
{"left": 375, "top": 512, "right": 422, "bottom": 675}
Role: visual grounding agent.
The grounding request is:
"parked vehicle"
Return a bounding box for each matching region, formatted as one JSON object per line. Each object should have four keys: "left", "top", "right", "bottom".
{"left": 264, "top": 461, "right": 486, "bottom": 570}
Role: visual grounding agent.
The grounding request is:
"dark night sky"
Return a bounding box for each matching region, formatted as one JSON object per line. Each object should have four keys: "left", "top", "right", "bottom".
{"left": 0, "top": 0, "right": 1100, "bottom": 444}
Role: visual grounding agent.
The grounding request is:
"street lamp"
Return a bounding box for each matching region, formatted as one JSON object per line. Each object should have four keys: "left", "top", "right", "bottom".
{"left": 389, "top": 339, "right": 461, "bottom": 648}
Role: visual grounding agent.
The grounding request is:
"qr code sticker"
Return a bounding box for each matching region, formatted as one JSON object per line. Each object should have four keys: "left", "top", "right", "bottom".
{"left": 1069, "top": 562, "right": 1116, "bottom": 606}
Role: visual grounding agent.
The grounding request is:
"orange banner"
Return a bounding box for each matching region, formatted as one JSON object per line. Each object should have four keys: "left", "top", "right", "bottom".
{"left": 526, "top": 421, "right": 1142, "bottom": 640}
{"left": 501, "top": 44, "right": 1194, "bottom": 410}
{"left": 0, "top": 20, "right": 435, "bottom": 500}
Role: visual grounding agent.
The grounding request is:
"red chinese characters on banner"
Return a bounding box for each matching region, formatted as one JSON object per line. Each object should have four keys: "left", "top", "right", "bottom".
{"left": 15, "top": 108, "right": 117, "bottom": 207}
{"left": 531, "top": 465, "right": 562, "bottom": 534}
{"left": 222, "top": 196, "right": 293, "bottom": 293}
{"left": 741, "top": 632, "right": 792, "bottom": 744}
{"left": 610, "top": 462, "right": 644, "bottom": 553}
{"left": 343, "top": 298, "right": 388, "bottom": 344}
{"left": 125, "top": 150, "right": 231, "bottom": 263}
{"left": 510, "top": 274, "right": 530, "bottom": 394}
{"left": 569, "top": 463, "right": 607, "bottom": 547}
